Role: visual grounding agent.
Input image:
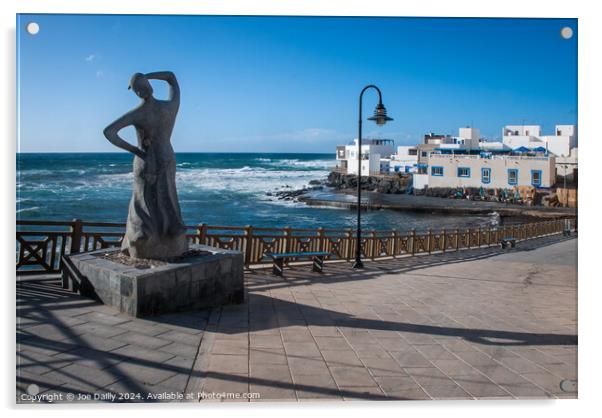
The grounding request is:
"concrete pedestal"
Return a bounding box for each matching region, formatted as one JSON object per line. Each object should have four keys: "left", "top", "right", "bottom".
{"left": 62, "top": 245, "right": 244, "bottom": 317}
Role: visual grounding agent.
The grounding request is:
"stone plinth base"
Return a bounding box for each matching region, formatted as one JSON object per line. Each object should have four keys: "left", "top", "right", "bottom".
{"left": 62, "top": 245, "right": 244, "bottom": 317}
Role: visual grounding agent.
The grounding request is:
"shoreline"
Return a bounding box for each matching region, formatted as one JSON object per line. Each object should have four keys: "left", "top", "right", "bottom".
{"left": 298, "top": 189, "right": 576, "bottom": 219}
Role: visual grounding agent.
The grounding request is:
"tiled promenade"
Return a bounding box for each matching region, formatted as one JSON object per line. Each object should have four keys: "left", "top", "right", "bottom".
{"left": 17, "top": 234, "right": 577, "bottom": 402}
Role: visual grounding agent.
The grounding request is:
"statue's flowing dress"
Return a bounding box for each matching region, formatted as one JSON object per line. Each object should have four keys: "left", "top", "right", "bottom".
{"left": 122, "top": 100, "right": 188, "bottom": 259}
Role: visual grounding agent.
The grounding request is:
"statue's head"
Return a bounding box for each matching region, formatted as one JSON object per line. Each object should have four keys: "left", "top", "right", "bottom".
{"left": 128, "top": 73, "right": 153, "bottom": 99}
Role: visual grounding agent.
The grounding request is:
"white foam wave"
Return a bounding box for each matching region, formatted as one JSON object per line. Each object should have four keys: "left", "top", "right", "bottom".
{"left": 17, "top": 206, "right": 40, "bottom": 214}
{"left": 268, "top": 159, "right": 336, "bottom": 169}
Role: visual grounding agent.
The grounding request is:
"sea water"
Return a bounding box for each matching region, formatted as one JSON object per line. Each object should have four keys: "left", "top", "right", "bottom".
{"left": 16, "top": 152, "right": 494, "bottom": 232}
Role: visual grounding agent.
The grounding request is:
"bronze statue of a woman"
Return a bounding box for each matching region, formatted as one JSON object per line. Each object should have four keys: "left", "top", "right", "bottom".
{"left": 103, "top": 71, "right": 188, "bottom": 259}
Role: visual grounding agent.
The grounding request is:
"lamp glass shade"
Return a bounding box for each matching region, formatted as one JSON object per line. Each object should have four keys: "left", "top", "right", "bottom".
{"left": 368, "top": 103, "right": 393, "bottom": 126}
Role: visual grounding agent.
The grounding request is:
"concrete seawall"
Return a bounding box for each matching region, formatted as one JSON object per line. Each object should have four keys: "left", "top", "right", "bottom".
{"left": 299, "top": 190, "right": 576, "bottom": 219}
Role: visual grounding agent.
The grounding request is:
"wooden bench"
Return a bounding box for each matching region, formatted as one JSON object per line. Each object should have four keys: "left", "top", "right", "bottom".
{"left": 501, "top": 237, "right": 517, "bottom": 249}
{"left": 266, "top": 251, "right": 330, "bottom": 276}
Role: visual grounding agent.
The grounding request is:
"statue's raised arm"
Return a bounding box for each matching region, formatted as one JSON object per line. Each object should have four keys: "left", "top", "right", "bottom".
{"left": 144, "top": 71, "right": 180, "bottom": 104}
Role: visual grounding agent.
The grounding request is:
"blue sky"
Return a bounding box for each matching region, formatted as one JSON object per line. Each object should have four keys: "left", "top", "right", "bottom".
{"left": 17, "top": 15, "right": 577, "bottom": 153}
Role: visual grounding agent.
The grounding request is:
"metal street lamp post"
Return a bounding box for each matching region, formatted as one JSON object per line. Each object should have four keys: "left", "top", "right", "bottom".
{"left": 352, "top": 85, "right": 393, "bottom": 269}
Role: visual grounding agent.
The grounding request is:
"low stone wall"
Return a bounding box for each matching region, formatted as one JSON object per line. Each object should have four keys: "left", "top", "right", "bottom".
{"left": 414, "top": 186, "right": 549, "bottom": 206}
{"left": 327, "top": 171, "right": 411, "bottom": 194}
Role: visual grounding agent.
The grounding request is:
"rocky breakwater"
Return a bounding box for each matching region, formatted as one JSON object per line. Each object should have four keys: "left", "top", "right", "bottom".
{"left": 326, "top": 171, "right": 411, "bottom": 194}
{"left": 266, "top": 180, "right": 325, "bottom": 202}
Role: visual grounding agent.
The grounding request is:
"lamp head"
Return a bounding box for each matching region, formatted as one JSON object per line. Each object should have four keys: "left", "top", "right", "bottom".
{"left": 368, "top": 103, "right": 393, "bottom": 126}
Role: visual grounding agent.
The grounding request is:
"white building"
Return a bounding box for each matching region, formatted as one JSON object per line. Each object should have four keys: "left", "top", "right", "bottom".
{"left": 391, "top": 146, "right": 419, "bottom": 173}
{"left": 425, "top": 153, "right": 556, "bottom": 189}
{"left": 335, "top": 138, "right": 395, "bottom": 175}
{"left": 502, "top": 124, "right": 577, "bottom": 157}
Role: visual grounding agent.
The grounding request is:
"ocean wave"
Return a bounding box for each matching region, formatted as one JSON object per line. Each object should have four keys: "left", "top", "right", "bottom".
{"left": 175, "top": 167, "right": 328, "bottom": 195}
{"left": 18, "top": 166, "right": 328, "bottom": 197}
{"left": 268, "top": 158, "right": 336, "bottom": 169}
{"left": 16, "top": 206, "right": 40, "bottom": 214}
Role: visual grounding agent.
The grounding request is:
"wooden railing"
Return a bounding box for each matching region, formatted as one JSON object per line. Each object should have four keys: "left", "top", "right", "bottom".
{"left": 16, "top": 218, "right": 576, "bottom": 276}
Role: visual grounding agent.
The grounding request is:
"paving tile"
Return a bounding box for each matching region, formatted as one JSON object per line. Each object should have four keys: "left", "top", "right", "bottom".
{"left": 361, "top": 357, "right": 407, "bottom": 376}
{"left": 74, "top": 312, "right": 131, "bottom": 326}
{"left": 71, "top": 322, "right": 129, "bottom": 339}
{"left": 431, "top": 359, "right": 479, "bottom": 377}
{"left": 207, "top": 354, "right": 248, "bottom": 374}
{"left": 308, "top": 325, "right": 341, "bottom": 337}
{"left": 288, "top": 357, "right": 331, "bottom": 376}
{"left": 249, "top": 364, "right": 292, "bottom": 384}
{"left": 320, "top": 349, "right": 363, "bottom": 367}
{"left": 200, "top": 374, "right": 249, "bottom": 400}
{"left": 496, "top": 355, "right": 547, "bottom": 375}
{"left": 249, "top": 384, "right": 297, "bottom": 401}
{"left": 158, "top": 342, "right": 199, "bottom": 359}
{"left": 314, "top": 336, "right": 351, "bottom": 350}
{"left": 52, "top": 347, "right": 124, "bottom": 370}
{"left": 341, "top": 385, "right": 387, "bottom": 400}
{"left": 292, "top": 372, "right": 340, "bottom": 399}
{"left": 17, "top": 350, "right": 74, "bottom": 375}
{"left": 72, "top": 333, "right": 129, "bottom": 352}
{"left": 376, "top": 336, "right": 412, "bottom": 351}
{"left": 249, "top": 347, "right": 288, "bottom": 365}
{"left": 373, "top": 375, "right": 421, "bottom": 393}
{"left": 110, "top": 344, "right": 175, "bottom": 364}
{"left": 281, "top": 329, "right": 314, "bottom": 342}
{"left": 283, "top": 341, "right": 322, "bottom": 358}
{"left": 389, "top": 349, "right": 433, "bottom": 368}
{"left": 106, "top": 362, "right": 178, "bottom": 386}
{"left": 43, "top": 363, "right": 123, "bottom": 393}
{"left": 520, "top": 371, "right": 566, "bottom": 395}
{"left": 211, "top": 340, "right": 248, "bottom": 355}
{"left": 500, "top": 380, "right": 553, "bottom": 398}
{"left": 414, "top": 344, "right": 457, "bottom": 361}
{"left": 452, "top": 371, "right": 513, "bottom": 398}
{"left": 154, "top": 330, "right": 203, "bottom": 346}
{"left": 249, "top": 334, "right": 284, "bottom": 349}
{"left": 329, "top": 366, "right": 377, "bottom": 387}
{"left": 112, "top": 332, "right": 172, "bottom": 349}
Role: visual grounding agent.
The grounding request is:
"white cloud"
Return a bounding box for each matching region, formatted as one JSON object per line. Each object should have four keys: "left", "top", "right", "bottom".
{"left": 85, "top": 54, "right": 96, "bottom": 62}
{"left": 96, "top": 70, "right": 104, "bottom": 78}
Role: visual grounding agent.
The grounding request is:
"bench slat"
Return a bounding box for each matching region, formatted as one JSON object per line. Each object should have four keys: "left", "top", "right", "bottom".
{"left": 266, "top": 251, "right": 330, "bottom": 259}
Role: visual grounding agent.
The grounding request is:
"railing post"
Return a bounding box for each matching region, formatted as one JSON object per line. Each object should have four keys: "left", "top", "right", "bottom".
{"left": 410, "top": 229, "right": 417, "bottom": 256}
{"left": 427, "top": 229, "right": 432, "bottom": 254}
{"left": 243, "top": 225, "right": 253, "bottom": 268}
{"left": 284, "top": 226, "right": 292, "bottom": 254}
{"left": 466, "top": 229, "right": 471, "bottom": 249}
{"left": 317, "top": 227, "right": 325, "bottom": 253}
{"left": 477, "top": 226, "right": 482, "bottom": 247}
{"left": 70, "top": 218, "right": 83, "bottom": 254}
{"left": 487, "top": 227, "right": 492, "bottom": 247}
{"left": 392, "top": 230, "right": 399, "bottom": 257}
{"left": 442, "top": 229, "right": 446, "bottom": 253}
{"left": 346, "top": 228, "right": 353, "bottom": 261}
{"left": 455, "top": 229, "right": 460, "bottom": 251}
{"left": 198, "top": 223, "right": 208, "bottom": 245}
{"left": 370, "top": 230, "right": 376, "bottom": 259}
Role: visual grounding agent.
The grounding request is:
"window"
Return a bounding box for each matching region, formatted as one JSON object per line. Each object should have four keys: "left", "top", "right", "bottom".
{"left": 531, "top": 170, "right": 542, "bottom": 187}
{"left": 421, "top": 151, "right": 428, "bottom": 157}
{"left": 457, "top": 167, "right": 470, "bottom": 178}
{"left": 431, "top": 166, "right": 444, "bottom": 176}
{"left": 508, "top": 169, "right": 518, "bottom": 185}
{"left": 408, "top": 149, "right": 418, "bottom": 156}
{"left": 481, "top": 168, "right": 491, "bottom": 184}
